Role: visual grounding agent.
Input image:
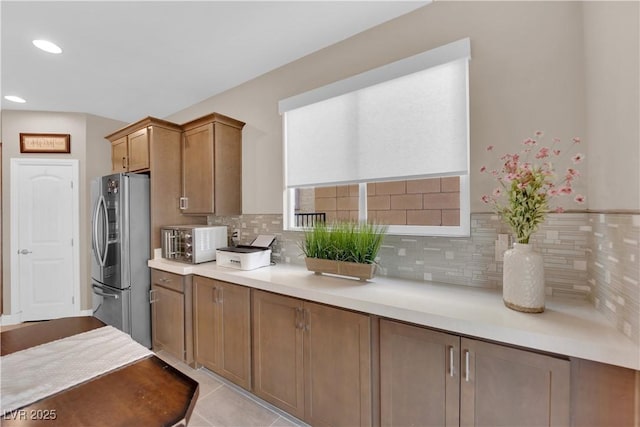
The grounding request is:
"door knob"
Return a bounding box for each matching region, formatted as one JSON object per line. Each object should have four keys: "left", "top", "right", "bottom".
{"left": 18, "top": 249, "right": 32, "bottom": 255}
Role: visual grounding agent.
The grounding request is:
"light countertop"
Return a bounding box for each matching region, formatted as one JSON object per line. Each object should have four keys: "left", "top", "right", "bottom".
{"left": 148, "top": 258, "right": 640, "bottom": 371}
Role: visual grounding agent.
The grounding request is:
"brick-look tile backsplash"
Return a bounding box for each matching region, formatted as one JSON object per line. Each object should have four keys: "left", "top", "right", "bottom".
{"left": 208, "top": 212, "right": 638, "bottom": 344}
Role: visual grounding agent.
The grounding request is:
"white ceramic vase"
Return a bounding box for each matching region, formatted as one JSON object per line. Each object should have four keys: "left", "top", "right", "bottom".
{"left": 502, "top": 243, "right": 545, "bottom": 313}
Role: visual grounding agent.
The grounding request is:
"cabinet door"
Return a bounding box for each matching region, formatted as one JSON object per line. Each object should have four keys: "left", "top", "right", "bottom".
{"left": 212, "top": 121, "right": 242, "bottom": 215}
{"left": 304, "top": 301, "right": 372, "bottom": 427}
{"left": 111, "top": 137, "right": 128, "bottom": 173}
{"left": 460, "top": 337, "right": 570, "bottom": 427}
{"left": 380, "top": 319, "right": 460, "bottom": 427}
{"left": 217, "top": 281, "right": 251, "bottom": 389}
{"left": 151, "top": 283, "right": 185, "bottom": 361}
{"left": 193, "top": 276, "right": 219, "bottom": 370}
{"left": 252, "top": 290, "right": 305, "bottom": 419}
{"left": 182, "top": 123, "right": 214, "bottom": 214}
{"left": 195, "top": 277, "right": 252, "bottom": 389}
{"left": 127, "top": 127, "right": 150, "bottom": 172}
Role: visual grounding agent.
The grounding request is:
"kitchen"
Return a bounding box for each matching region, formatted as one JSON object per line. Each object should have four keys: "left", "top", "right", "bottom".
{"left": 1, "top": 1, "right": 639, "bottom": 426}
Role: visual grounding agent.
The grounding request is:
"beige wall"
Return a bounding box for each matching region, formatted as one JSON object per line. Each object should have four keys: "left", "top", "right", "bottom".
{"left": 583, "top": 2, "right": 639, "bottom": 211}
{"left": 1, "top": 110, "right": 123, "bottom": 314}
{"left": 165, "top": 1, "right": 613, "bottom": 214}
{"left": 84, "top": 114, "right": 126, "bottom": 308}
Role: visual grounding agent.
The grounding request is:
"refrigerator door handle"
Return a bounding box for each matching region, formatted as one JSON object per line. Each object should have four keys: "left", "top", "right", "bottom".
{"left": 92, "top": 284, "right": 119, "bottom": 299}
{"left": 92, "top": 195, "right": 105, "bottom": 265}
{"left": 100, "top": 196, "right": 109, "bottom": 266}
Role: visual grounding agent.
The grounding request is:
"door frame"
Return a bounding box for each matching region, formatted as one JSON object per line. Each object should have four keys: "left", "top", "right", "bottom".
{"left": 8, "top": 158, "right": 80, "bottom": 323}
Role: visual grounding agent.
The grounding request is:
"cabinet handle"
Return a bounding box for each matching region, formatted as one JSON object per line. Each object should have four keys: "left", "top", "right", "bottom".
{"left": 122, "top": 156, "right": 127, "bottom": 169}
{"left": 212, "top": 286, "right": 217, "bottom": 303}
{"left": 464, "top": 350, "right": 470, "bottom": 382}
{"left": 149, "top": 289, "right": 158, "bottom": 304}
{"left": 179, "top": 197, "right": 188, "bottom": 210}
{"left": 304, "top": 308, "right": 310, "bottom": 331}
{"left": 217, "top": 287, "right": 223, "bottom": 304}
{"left": 449, "top": 346, "right": 455, "bottom": 377}
{"left": 294, "top": 307, "right": 302, "bottom": 329}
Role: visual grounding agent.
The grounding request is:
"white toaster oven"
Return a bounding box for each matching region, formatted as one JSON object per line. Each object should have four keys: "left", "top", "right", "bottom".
{"left": 161, "top": 225, "right": 227, "bottom": 264}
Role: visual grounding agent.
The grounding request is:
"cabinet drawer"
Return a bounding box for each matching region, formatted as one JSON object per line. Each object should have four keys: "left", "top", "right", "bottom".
{"left": 151, "top": 269, "right": 184, "bottom": 293}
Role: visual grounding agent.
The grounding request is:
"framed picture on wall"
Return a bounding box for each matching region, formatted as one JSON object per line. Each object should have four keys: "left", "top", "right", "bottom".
{"left": 19, "top": 133, "right": 71, "bottom": 153}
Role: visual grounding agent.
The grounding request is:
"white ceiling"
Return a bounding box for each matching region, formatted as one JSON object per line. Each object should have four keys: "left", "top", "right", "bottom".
{"left": 1, "top": 1, "right": 427, "bottom": 123}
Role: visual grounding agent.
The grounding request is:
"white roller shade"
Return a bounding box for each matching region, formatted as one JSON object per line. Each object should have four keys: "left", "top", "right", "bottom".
{"left": 282, "top": 38, "right": 470, "bottom": 188}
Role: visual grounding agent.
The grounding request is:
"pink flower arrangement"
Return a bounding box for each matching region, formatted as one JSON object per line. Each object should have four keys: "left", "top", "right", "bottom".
{"left": 481, "top": 131, "right": 585, "bottom": 243}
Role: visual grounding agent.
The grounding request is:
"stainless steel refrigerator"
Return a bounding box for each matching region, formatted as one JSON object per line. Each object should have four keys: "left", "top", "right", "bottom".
{"left": 91, "top": 173, "right": 150, "bottom": 348}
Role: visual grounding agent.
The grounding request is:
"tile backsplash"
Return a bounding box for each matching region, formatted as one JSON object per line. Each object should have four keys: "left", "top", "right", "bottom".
{"left": 209, "top": 212, "right": 639, "bottom": 344}
{"left": 587, "top": 213, "right": 640, "bottom": 344}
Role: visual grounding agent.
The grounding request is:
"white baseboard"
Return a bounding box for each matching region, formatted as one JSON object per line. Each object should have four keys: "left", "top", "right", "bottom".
{"left": 0, "top": 313, "right": 23, "bottom": 326}
{"left": 1, "top": 310, "right": 94, "bottom": 326}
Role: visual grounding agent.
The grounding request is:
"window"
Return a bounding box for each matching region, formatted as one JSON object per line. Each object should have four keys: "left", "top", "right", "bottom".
{"left": 280, "top": 38, "right": 471, "bottom": 236}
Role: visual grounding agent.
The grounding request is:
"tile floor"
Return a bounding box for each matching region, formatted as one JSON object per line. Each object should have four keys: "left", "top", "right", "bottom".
{"left": 155, "top": 351, "right": 307, "bottom": 427}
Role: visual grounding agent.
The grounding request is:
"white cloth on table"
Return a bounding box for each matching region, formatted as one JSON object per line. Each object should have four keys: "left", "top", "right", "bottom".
{"left": 0, "top": 325, "right": 152, "bottom": 415}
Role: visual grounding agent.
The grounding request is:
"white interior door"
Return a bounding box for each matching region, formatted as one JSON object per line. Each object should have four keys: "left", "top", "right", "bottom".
{"left": 11, "top": 159, "right": 79, "bottom": 321}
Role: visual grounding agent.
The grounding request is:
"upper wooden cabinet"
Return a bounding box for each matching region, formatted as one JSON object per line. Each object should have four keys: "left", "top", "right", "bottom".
{"left": 180, "top": 113, "right": 245, "bottom": 215}
{"left": 106, "top": 117, "right": 201, "bottom": 254}
{"left": 111, "top": 136, "right": 128, "bottom": 172}
{"left": 127, "top": 127, "right": 150, "bottom": 172}
{"left": 109, "top": 127, "right": 150, "bottom": 173}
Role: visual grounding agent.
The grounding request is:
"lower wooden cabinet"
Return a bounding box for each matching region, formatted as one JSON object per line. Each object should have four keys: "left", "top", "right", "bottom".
{"left": 461, "top": 337, "right": 570, "bottom": 426}
{"left": 252, "top": 291, "right": 305, "bottom": 418}
{"left": 380, "top": 319, "right": 571, "bottom": 427}
{"left": 380, "top": 319, "right": 460, "bottom": 427}
{"left": 252, "top": 290, "right": 372, "bottom": 426}
{"left": 193, "top": 276, "right": 251, "bottom": 390}
{"left": 152, "top": 269, "right": 633, "bottom": 427}
{"left": 150, "top": 269, "right": 193, "bottom": 364}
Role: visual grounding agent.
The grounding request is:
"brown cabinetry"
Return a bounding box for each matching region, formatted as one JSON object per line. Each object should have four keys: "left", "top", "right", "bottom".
{"left": 180, "top": 113, "right": 244, "bottom": 215}
{"left": 252, "top": 290, "right": 372, "bottom": 426}
{"left": 193, "top": 276, "right": 251, "bottom": 390}
{"left": 111, "top": 136, "right": 128, "bottom": 172}
{"left": 460, "top": 336, "right": 570, "bottom": 426}
{"left": 126, "top": 127, "right": 150, "bottom": 172}
{"left": 106, "top": 118, "right": 202, "bottom": 255}
{"left": 110, "top": 127, "right": 149, "bottom": 173}
{"left": 380, "top": 319, "right": 460, "bottom": 427}
{"left": 252, "top": 290, "right": 304, "bottom": 418}
{"left": 380, "top": 319, "right": 570, "bottom": 427}
{"left": 150, "top": 269, "right": 194, "bottom": 364}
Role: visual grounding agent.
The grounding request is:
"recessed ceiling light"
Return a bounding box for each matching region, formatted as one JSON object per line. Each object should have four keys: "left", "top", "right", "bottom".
{"left": 4, "top": 95, "right": 27, "bottom": 103}
{"left": 32, "top": 39, "right": 62, "bottom": 54}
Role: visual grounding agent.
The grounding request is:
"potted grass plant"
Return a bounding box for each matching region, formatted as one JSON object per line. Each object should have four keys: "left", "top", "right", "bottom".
{"left": 300, "top": 221, "right": 387, "bottom": 281}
